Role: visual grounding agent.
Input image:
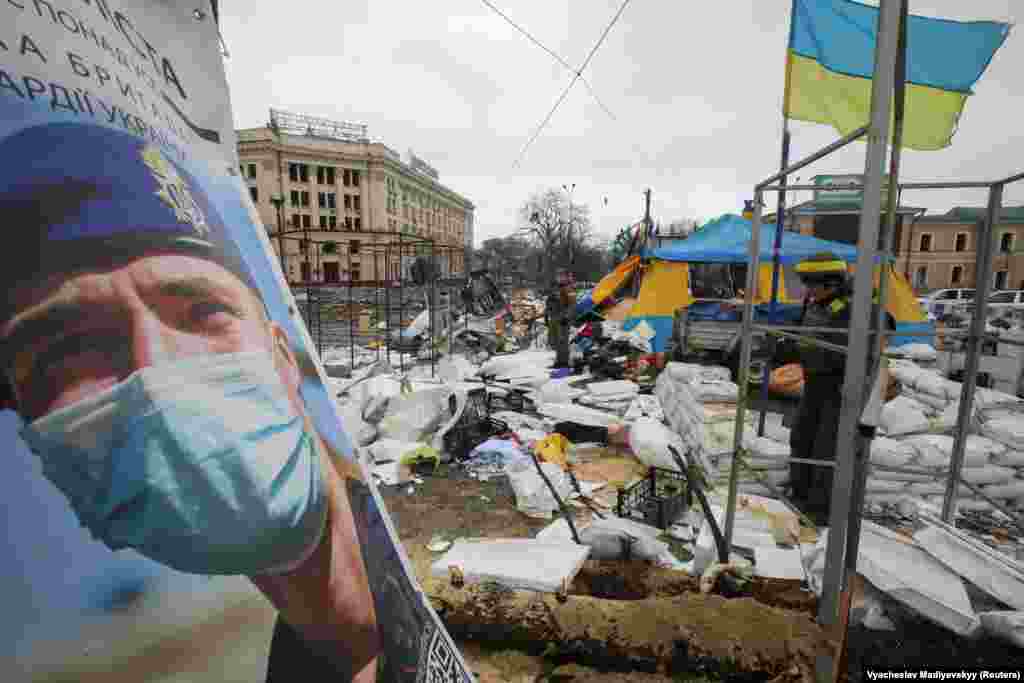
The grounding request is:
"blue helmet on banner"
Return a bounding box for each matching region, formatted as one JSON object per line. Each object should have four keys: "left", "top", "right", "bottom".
{"left": 0, "top": 122, "right": 259, "bottom": 316}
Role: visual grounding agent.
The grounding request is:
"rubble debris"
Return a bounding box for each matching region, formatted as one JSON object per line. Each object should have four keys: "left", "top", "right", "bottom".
{"left": 430, "top": 538, "right": 590, "bottom": 593}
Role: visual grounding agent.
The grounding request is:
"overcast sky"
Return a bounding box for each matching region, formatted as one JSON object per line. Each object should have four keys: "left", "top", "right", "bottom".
{"left": 220, "top": 0, "right": 1023, "bottom": 246}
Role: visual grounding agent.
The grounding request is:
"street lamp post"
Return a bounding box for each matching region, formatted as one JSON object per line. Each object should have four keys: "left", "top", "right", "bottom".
{"left": 270, "top": 194, "right": 286, "bottom": 278}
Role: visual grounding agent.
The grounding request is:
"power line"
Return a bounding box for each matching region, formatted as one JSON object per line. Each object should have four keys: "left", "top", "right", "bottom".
{"left": 479, "top": 0, "right": 615, "bottom": 121}
{"left": 513, "top": 0, "right": 632, "bottom": 168}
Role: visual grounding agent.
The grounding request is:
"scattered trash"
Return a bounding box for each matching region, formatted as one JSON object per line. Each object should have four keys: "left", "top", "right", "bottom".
{"left": 430, "top": 538, "right": 590, "bottom": 593}
{"left": 427, "top": 535, "right": 453, "bottom": 553}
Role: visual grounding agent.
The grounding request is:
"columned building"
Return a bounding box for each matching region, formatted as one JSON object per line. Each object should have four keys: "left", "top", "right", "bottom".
{"left": 237, "top": 109, "right": 473, "bottom": 285}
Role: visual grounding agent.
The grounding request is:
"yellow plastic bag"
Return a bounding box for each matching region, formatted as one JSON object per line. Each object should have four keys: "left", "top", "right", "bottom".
{"left": 534, "top": 433, "right": 571, "bottom": 469}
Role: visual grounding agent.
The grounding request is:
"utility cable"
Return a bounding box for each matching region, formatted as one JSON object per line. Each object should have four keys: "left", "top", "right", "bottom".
{"left": 513, "top": 0, "right": 632, "bottom": 168}
{"left": 479, "top": 0, "right": 615, "bottom": 121}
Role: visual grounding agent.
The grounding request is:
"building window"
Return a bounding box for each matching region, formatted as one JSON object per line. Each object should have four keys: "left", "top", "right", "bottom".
{"left": 316, "top": 166, "right": 325, "bottom": 184}
{"left": 289, "top": 163, "right": 299, "bottom": 182}
{"left": 352, "top": 170, "right": 361, "bottom": 186}
{"left": 354, "top": 217, "right": 361, "bottom": 231}
{"left": 951, "top": 265, "right": 964, "bottom": 285}
{"left": 323, "top": 261, "right": 340, "bottom": 283}
{"left": 1000, "top": 233, "right": 1014, "bottom": 254}
{"left": 914, "top": 266, "right": 928, "bottom": 289}
{"left": 327, "top": 193, "right": 336, "bottom": 209}
{"left": 919, "top": 234, "right": 932, "bottom": 253}
{"left": 302, "top": 214, "right": 311, "bottom": 228}
{"left": 955, "top": 233, "right": 968, "bottom": 252}
{"left": 995, "top": 270, "right": 1009, "bottom": 290}
{"left": 329, "top": 216, "right": 337, "bottom": 230}
{"left": 345, "top": 216, "right": 353, "bottom": 231}
{"left": 343, "top": 169, "right": 351, "bottom": 187}
{"left": 319, "top": 215, "right": 328, "bottom": 229}
{"left": 290, "top": 190, "right": 299, "bottom": 207}
{"left": 350, "top": 240, "right": 361, "bottom": 255}
{"left": 353, "top": 196, "right": 361, "bottom": 213}
{"left": 318, "top": 192, "right": 326, "bottom": 209}
{"left": 300, "top": 191, "right": 310, "bottom": 207}
{"left": 344, "top": 194, "right": 352, "bottom": 210}
{"left": 326, "top": 167, "right": 335, "bottom": 185}
{"left": 291, "top": 213, "right": 300, "bottom": 228}
{"left": 249, "top": 187, "right": 258, "bottom": 203}
{"left": 299, "top": 164, "right": 309, "bottom": 183}
{"left": 246, "top": 163, "right": 257, "bottom": 179}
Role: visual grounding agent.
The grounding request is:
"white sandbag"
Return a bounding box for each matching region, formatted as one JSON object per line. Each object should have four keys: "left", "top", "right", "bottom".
{"left": 629, "top": 417, "right": 689, "bottom": 471}
{"left": 992, "top": 450, "right": 1024, "bottom": 467}
{"left": 763, "top": 423, "right": 791, "bottom": 445}
{"left": 686, "top": 379, "right": 739, "bottom": 403}
{"left": 666, "top": 362, "right": 731, "bottom": 384}
{"left": 536, "top": 402, "right": 620, "bottom": 427}
{"left": 960, "top": 464, "right": 1017, "bottom": 485}
{"left": 879, "top": 396, "right": 932, "bottom": 436}
{"left": 760, "top": 470, "right": 790, "bottom": 488}
{"left": 868, "top": 467, "right": 936, "bottom": 483}
{"left": 981, "top": 480, "right": 1024, "bottom": 500}
{"left": 368, "top": 438, "right": 424, "bottom": 464}
{"left": 902, "top": 389, "right": 950, "bottom": 414}
{"left": 716, "top": 455, "right": 789, "bottom": 472}
{"left": 588, "top": 380, "right": 639, "bottom": 397}
{"left": 931, "top": 402, "right": 971, "bottom": 433}
{"left": 907, "top": 481, "right": 952, "bottom": 497}
{"left": 506, "top": 460, "right": 573, "bottom": 518}
{"left": 953, "top": 499, "right": 997, "bottom": 512}
{"left": 538, "top": 379, "right": 577, "bottom": 405}
{"left": 866, "top": 479, "right": 910, "bottom": 494}
{"left": 869, "top": 437, "right": 917, "bottom": 469}
{"left": 981, "top": 417, "right": 1024, "bottom": 451}
{"left": 377, "top": 387, "right": 453, "bottom": 442}
{"left": 912, "top": 372, "right": 959, "bottom": 401}
{"left": 746, "top": 436, "right": 790, "bottom": 461}
{"left": 975, "top": 387, "right": 1024, "bottom": 412}
{"left": 899, "top": 434, "right": 991, "bottom": 469}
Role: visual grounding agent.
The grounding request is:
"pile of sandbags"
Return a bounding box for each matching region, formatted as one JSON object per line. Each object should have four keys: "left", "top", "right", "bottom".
{"left": 655, "top": 368, "right": 752, "bottom": 462}
{"left": 576, "top": 379, "right": 640, "bottom": 414}
{"left": 870, "top": 360, "right": 1024, "bottom": 512}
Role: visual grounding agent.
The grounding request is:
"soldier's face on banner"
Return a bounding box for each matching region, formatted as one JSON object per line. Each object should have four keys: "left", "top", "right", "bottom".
{"left": 1, "top": 251, "right": 303, "bottom": 422}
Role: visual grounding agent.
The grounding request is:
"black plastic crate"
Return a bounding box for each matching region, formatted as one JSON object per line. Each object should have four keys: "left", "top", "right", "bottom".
{"left": 485, "top": 386, "right": 532, "bottom": 414}
{"left": 616, "top": 467, "right": 690, "bottom": 530}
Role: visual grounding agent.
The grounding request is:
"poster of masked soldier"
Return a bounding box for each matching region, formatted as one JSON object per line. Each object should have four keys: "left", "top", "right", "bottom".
{"left": 0, "top": 2, "right": 471, "bottom": 682}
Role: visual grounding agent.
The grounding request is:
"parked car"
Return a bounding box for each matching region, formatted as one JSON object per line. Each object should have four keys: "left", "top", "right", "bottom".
{"left": 920, "top": 288, "right": 975, "bottom": 319}
{"left": 963, "top": 290, "right": 1024, "bottom": 316}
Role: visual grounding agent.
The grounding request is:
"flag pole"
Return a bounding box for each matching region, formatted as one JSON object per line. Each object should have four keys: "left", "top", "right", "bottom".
{"left": 757, "top": 2, "right": 798, "bottom": 436}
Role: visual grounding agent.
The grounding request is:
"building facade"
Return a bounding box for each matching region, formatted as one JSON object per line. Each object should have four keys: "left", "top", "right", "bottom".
{"left": 763, "top": 174, "right": 1024, "bottom": 294}
{"left": 236, "top": 111, "right": 473, "bottom": 285}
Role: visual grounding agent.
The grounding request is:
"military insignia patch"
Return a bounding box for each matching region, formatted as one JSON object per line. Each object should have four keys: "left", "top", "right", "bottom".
{"left": 141, "top": 146, "right": 210, "bottom": 238}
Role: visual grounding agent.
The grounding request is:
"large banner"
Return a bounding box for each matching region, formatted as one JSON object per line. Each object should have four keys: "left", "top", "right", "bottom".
{"left": 0, "top": 2, "right": 472, "bottom": 681}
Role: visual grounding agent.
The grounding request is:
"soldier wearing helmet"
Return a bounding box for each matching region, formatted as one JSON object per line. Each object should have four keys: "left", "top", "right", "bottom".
{"left": 787, "top": 252, "right": 894, "bottom": 525}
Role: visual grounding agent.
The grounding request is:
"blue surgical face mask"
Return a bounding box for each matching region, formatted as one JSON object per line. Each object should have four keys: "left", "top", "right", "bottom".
{"left": 19, "top": 350, "right": 328, "bottom": 576}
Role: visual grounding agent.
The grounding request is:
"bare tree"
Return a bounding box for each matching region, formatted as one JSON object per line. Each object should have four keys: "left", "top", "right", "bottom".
{"left": 519, "top": 188, "right": 593, "bottom": 285}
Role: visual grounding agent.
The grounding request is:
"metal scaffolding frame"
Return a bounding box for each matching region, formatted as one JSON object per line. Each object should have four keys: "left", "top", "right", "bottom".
{"left": 724, "top": 0, "right": 1023, "bottom": 678}
{"left": 273, "top": 227, "right": 466, "bottom": 377}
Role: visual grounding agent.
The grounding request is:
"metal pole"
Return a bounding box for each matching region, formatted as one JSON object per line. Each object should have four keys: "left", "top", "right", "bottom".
{"left": 723, "top": 188, "right": 764, "bottom": 553}
{"left": 818, "top": 0, "right": 901, "bottom": 629}
{"left": 385, "top": 244, "right": 392, "bottom": 363}
{"left": 348, "top": 245, "right": 355, "bottom": 371}
{"left": 399, "top": 233, "right": 405, "bottom": 374}
{"left": 759, "top": 121, "right": 792, "bottom": 436}
{"left": 430, "top": 242, "right": 437, "bottom": 379}
{"left": 757, "top": 126, "right": 869, "bottom": 190}
{"left": 941, "top": 183, "right": 1004, "bottom": 521}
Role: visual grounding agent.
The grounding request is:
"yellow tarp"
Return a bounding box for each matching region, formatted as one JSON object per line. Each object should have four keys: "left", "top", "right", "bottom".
{"left": 629, "top": 260, "right": 693, "bottom": 318}
{"left": 848, "top": 264, "right": 927, "bottom": 323}
{"left": 755, "top": 264, "right": 798, "bottom": 304}
{"left": 592, "top": 255, "right": 640, "bottom": 306}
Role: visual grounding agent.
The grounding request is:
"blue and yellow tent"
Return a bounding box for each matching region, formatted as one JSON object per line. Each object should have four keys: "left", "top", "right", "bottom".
{"left": 592, "top": 214, "right": 930, "bottom": 352}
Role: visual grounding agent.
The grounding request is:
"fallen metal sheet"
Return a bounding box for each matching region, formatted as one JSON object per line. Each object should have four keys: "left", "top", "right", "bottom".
{"left": 858, "top": 521, "right": 980, "bottom": 637}
{"left": 914, "top": 524, "right": 1024, "bottom": 611}
{"left": 430, "top": 538, "right": 590, "bottom": 593}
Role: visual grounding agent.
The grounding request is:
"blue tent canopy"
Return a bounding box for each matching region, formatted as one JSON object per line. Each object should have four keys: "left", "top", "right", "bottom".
{"left": 645, "top": 214, "right": 860, "bottom": 265}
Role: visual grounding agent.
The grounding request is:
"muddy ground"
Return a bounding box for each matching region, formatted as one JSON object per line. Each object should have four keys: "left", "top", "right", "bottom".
{"left": 382, "top": 460, "right": 1024, "bottom": 681}
{"left": 381, "top": 461, "right": 825, "bottom": 682}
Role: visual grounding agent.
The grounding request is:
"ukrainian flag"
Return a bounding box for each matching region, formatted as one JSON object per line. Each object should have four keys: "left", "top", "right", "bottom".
{"left": 784, "top": 0, "right": 1010, "bottom": 151}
